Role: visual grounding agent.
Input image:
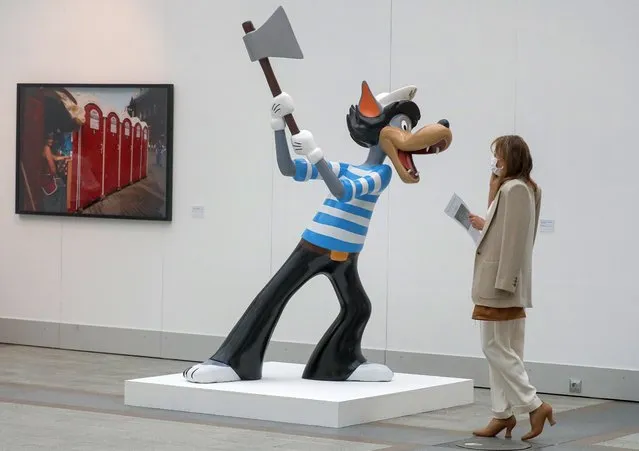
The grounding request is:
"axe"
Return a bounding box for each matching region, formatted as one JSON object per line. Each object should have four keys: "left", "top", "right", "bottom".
{"left": 242, "top": 6, "right": 304, "bottom": 135}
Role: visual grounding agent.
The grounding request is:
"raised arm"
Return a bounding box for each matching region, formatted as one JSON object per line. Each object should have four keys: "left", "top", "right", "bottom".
{"left": 291, "top": 130, "right": 392, "bottom": 202}
{"left": 270, "top": 93, "right": 345, "bottom": 197}
{"left": 274, "top": 129, "right": 295, "bottom": 176}
{"left": 291, "top": 130, "right": 344, "bottom": 199}
{"left": 269, "top": 93, "right": 389, "bottom": 201}
{"left": 290, "top": 130, "right": 345, "bottom": 199}
{"left": 270, "top": 93, "right": 296, "bottom": 177}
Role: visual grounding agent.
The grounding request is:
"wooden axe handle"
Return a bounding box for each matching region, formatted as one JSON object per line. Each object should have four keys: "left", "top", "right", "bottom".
{"left": 242, "top": 21, "right": 300, "bottom": 135}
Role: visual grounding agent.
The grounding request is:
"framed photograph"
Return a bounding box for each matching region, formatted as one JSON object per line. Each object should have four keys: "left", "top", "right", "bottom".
{"left": 15, "top": 83, "right": 174, "bottom": 221}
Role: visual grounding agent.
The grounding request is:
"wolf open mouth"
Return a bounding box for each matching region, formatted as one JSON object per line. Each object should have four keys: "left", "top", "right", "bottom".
{"left": 396, "top": 139, "right": 448, "bottom": 179}
{"left": 379, "top": 123, "right": 451, "bottom": 183}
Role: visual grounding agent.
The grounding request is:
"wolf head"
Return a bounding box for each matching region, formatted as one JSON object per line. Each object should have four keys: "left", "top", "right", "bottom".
{"left": 346, "top": 81, "right": 452, "bottom": 183}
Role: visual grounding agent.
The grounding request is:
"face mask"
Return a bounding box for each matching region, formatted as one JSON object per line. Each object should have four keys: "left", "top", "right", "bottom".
{"left": 490, "top": 156, "right": 502, "bottom": 176}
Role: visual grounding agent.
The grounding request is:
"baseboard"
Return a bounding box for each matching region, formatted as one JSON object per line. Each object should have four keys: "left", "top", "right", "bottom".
{"left": 1, "top": 317, "right": 637, "bottom": 402}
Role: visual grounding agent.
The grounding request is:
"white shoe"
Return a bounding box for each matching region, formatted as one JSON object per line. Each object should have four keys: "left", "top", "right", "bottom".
{"left": 346, "top": 363, "right": 394, "bottom": 382}
{"left": 183, "top": 360, "right": 241, "bottom": 384}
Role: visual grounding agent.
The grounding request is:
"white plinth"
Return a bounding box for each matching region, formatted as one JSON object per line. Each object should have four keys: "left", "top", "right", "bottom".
{"left": 124, "top": 362, "right": 474, "bottom": 428}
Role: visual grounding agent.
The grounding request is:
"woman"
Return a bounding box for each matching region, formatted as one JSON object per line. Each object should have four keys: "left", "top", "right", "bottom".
{"left": 468, "top": 135, "right": 554, "bottom": 441}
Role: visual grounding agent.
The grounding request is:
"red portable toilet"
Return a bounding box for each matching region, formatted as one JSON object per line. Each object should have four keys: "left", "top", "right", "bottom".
{"left": 141, "top": 124, "right": 149, "bottom": 179}
{"left": 119, "top": 116, "right": 133, "bottom": 188}
{"left": 103, "top": 110, "right": 121, "bottom": 197}
{"left": 71, "top": 94, "right": 105, "bottom": 209}
{"left": 131, "top": 119, "right": 142, "bottom": 183}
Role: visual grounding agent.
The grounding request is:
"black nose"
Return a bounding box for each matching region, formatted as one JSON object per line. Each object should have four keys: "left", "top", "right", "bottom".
{"left": 438, "top": 119, "right": 450, "bottom": 128}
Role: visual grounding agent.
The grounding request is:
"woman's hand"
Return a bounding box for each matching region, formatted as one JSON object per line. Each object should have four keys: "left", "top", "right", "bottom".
{"left": 469, "top": 213, "right": 485, "bottom": 230}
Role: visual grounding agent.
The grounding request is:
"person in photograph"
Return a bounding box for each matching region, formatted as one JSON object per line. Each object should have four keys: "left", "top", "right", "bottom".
{"left": 40, "top": 132, "right": 70, "bottom": 213}
{"left": 468, "top": 135, "right": 554, "bottom": 441}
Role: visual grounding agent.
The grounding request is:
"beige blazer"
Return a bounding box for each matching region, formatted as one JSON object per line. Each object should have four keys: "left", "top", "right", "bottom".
{"left": 471, "top": 178, "right": 542, "bottom": 309}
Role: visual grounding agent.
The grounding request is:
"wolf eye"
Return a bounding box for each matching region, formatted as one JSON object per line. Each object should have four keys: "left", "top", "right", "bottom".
{"left": 400, "top": 120, "right": 409, "bottom": 131}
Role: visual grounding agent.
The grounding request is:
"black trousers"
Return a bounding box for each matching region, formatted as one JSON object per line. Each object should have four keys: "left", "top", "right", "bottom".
{"left": 210, "top": 240, "right": 372, "bottom": 381}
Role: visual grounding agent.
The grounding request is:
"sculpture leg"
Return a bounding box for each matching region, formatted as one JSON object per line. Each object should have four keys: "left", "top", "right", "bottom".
{"left": 184, "top": 241, "right": 327, "bottom": 383}
{"left": 302, "top": 254, "right": 394, "bottom": 382}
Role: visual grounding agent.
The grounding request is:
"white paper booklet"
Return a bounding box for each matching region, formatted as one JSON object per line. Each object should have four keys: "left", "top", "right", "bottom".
{"left": 444, "top": 193, "right": 481, "bottom": 244}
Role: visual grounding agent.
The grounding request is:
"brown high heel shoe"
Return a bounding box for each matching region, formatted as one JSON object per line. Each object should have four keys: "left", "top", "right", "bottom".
{"left": 521, "top": 402, "right": 556, "bottom": 441}
{"left": 473, "top": 416, "right": 517, "bottom": 439}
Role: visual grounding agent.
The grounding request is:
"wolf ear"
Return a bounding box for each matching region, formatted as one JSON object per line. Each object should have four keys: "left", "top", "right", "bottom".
{"left": 358, "top": 81, "right": 382, "bottom": 118}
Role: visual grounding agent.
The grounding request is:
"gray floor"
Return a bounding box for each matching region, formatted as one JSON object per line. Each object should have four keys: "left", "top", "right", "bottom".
{"left": 0, "top": 344, "right": 637, "bottom": 450}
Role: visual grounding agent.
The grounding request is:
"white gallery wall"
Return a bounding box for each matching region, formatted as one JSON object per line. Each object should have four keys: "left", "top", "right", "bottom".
{"left": 0, "top": 0, "right": 637, "bottom": 399}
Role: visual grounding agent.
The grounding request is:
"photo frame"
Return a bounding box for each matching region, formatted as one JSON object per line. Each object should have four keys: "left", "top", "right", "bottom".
{"left": 15, "top": 83, "right": 174, "bottom": 221}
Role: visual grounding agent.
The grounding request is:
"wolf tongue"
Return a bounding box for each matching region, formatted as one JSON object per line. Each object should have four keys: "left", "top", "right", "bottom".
{"left": 398, "top": 152, "right": 418, "bottom": 178}
{"left": 399, "top": 151, "right": 414, "bottom": 170}
{"left": 406, "top": 152, "right": 416, "bottom": 171}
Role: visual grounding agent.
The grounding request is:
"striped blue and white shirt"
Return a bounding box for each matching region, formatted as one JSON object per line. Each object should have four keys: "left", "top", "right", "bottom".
{"left": 293, "top": 158, "right": 392, "bottom": 253}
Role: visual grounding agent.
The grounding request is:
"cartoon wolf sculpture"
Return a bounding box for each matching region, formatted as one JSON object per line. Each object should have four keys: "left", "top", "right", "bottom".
{"left": 183, "top": 81, "right": 452, "bottom": 384}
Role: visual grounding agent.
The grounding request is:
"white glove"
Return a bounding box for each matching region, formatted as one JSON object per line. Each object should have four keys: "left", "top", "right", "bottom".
{"left": 291, "top": 130, "right": 323, "bottom": 164}
{"left": 271, "top": 92, "right": 295, "bottom": 131}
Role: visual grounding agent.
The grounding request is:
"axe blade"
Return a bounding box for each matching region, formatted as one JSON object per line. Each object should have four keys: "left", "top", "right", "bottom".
{"left": 243, "top": 6, "right": 304, "bottom": 62}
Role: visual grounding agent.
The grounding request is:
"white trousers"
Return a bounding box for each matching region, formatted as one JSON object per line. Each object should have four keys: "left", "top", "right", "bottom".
{"left": 480, "top": 319, "right": 542, "bottom": 418}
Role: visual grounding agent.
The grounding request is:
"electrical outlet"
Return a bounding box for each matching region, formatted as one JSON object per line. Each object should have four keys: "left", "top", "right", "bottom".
{"left": 569, "top": 378, "right": 582, "bottom": 394}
